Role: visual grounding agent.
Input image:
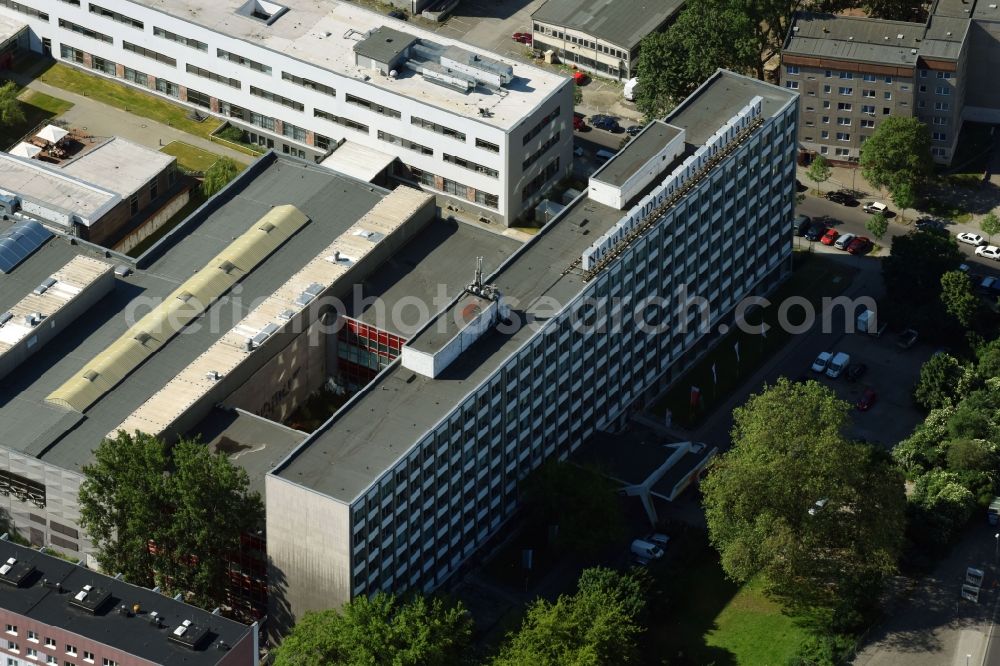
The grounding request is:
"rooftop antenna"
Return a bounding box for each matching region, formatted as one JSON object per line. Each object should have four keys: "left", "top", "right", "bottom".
{"left": 473, "top": 256, "right": 484, "bottom": 290}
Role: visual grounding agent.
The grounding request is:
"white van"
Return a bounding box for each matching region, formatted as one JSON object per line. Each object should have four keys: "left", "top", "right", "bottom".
{"left": 630, "top": 539, "right": 664, "bottom": 562}
{"left": 595, "top": 148, "right": 616, "bottom": 164}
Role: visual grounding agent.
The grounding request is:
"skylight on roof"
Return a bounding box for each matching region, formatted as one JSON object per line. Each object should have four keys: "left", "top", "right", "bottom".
{"left": 237, "top": 0, "right": 288, "bottom": 25}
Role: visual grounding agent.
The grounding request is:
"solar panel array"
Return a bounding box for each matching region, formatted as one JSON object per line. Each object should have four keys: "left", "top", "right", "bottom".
{"left": 0, "top": 220, "right": 53, "bottom": 274}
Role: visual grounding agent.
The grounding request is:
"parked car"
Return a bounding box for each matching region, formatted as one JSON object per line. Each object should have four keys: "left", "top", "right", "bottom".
{"left": 646, "top": 532, "right": 670, "bottom": 550}
{"left": 793, "top": 214, "right": 812, "bottom": 236}
{"left": 847, "top": 236, "right": 873, "bottom": 255}
{"left": 631, "top": 539, "right": 664, "bottom": 563}
{"left": 591, "top": 116, "right": 623, "bottom": 132}
{"left": 826, "top": 190, "right": 859, "bottom": 206}
{"left": 976, "top": 245, "right": 1000, "bottom": 260}
{"left": 958, "top": 231, "right": 987, "bottom": 247}
{"left": 834, "top": 232, "right": 857, "bottom": 250}
{"left": 820, "top": 228, "right": 840, "bottom": 246}
{"left": 626, "top": 125, "right": 643, "bottom": 136}
{"left": 573, "top": 113, "right": 588, "bottom": 131}
{"left": 856, "top": 387, "right": 877, "bottom": 411}
{"left": 897, "top": 328, "right": 919, "bottom": 349}
{"left": 387, "top": 9, "right": 407, "bottom": 19}
{"left": 863, "top": 201, "right": 888, "bottom": 214}
{"left": 978, "top": 276, "right": 1000, "bottom": 296}
{"left": 805, "top": 221, "right": 828, "bottom": 242}
{"left": 826, "top": 351, "right": 851, "bottom": 378}
{"left": 915, "top": 217, "right": 946, "bottom": 232}
{"left": 811, "top": 351, "right": 833, "bottom": 373}
{"left": 512, "top": 32, "right": 532, "bottom": 44}
{"left": 846, "top": 362, "right": 868, "bottom": 382}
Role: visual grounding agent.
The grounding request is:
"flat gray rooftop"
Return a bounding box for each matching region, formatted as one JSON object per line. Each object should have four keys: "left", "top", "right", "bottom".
{"left": 353, "top": 26, "right": 416, "bottom": 64}
{"left": 0, "top": 153, "right": 118, "bottom": 221}
{"left": 61, "top": 137, "right": 175, "bottom": 199}
{"left": 350, "top": 218, "right": 520, "bottom": 338}
{"left": 784, "top": 13, "right": 926, "bottom": 66}
{"left": 531, "top": 0, "right": 683, "bottom": 49}
{"left": 407, "top": 291, "right": 494, "bottom": 355}
{"left": 0, "top": 155, "right": 386, "bottom": 471}
{"left": 592, "top": 121, "right": 685, "bottom": 189}
{"left": 274, "top": 71, "right": 798, "bottom": 503}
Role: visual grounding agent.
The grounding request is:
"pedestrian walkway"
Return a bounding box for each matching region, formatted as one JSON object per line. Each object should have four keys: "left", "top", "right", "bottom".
{"left": 8, "top": 72, "right": 253, "bottom": 165}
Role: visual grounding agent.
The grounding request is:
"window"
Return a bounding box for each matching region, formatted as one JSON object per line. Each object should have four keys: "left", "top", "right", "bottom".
{"left": 824, "top": 70, "right": 832, "bottom": 77}
{"left": 89, "top": 4, "right": 143, "bottom": 29}
{"left": 476, "top": 190, "right": 499, "bottom": 209}
{"left": 413, "top": 116, "right": 466, "bottom": 142}
{"left": 861, "top": 119, "right": 875, "bottom": 128}
{"left": 785, "top": 80, "right": 799, "bottom": 89}
{"left": 935, "top": 86, "right": 950, "bottom": 95}
{"left": 378, "top": 130, "right": 433, "bottom": 155}
{"left": 475, "top": 138, "right": 499, "bottom": 153}
{"left": 920, "top": 69, "right": 927, "bottom": 77}
{"left": 314, "top": 133, "right": 332, "bottom": 151}
{"left": 863, "top": 73, "right": 876, "bottom": 82}
{"left": 821, "top": 130, "right": 829, "bottom": 139}
{"left": 129, "top": 193, "right": 139, "bottom": 215}
{"left": 884, "top": 75, "right": 893, "bottom": 83}
{"left": 27, "top": 632, "right": 37, "bottom": 643}
{"left": 60, "top": 44, "right": 84, "bottom": 64}
{"left": 823, "top": 85, "right": 832, "bottom": 93}
{"left": 932, "top": 131, "right": 947, "bottom": 141}
{"left": 217, "top": 48, "right": 272, "bottom": 74}
{"left": 65, "top": 647, "right": 76, "bottom": 657}
{"left": 917, "top": 100, "right": 926, "bottom": 108}
{"left": 837, "top": 117, "right": 850, "bottom": 125}
{"left": 836, "top": 132, "right": 850, "bottom": 141}
{"left": 282, "top": 121, "right": 306, "bottom": 142}
{"left": 186, "top": 88, "right": 211, "bottom": 109}
{"left": 932, "top": 147, "right": 946, "bottom": 157}
{"left": 863, "top": 89, "right": 875, "bottom": 98}
{"left": 345, "top": 93, "right": 401, "bottom": 118}
{"left": 935, "top": 101, "right": 950, "bottom": 111}
{"left": 884, "top": 91, "right": 892, "bottom": 100}
{"left": 102, "top": 660, "right": 117, "bottom": 666}
{"left": 281, "top": 71, "right": 336, "bottom": 97}
{"left": 445, "top": 152, "right": 499, "bottom": 177}
{"left": 249, "top": 86, "right": 304, "bottom": 111}
{"left": 155, "top": 79, "right": 179, "bottom": 98}
{"left": 883, "top": 107, "right": 890, "bottom": 114}
{"left": 786, "top": 65, "right": 799, "bottom": 74}
{"left": 123, "top": 67, "right": 149, "bottom": 87}
{"left": 149, "top": 180, "right": 158, "bottom": 199}
{"left": 821, "top": 116, "right": 830, "bottom": 124}
{"left": 45, "top": 657, "right": 56, "bottom": 665}
{"left": 0, "top": 0, "right": 48, "bottom": 20}
{"left": 82, "top": 651, "right": 94, "bottom": 664}
{"left": 4, "top": 626, "right": 14, "bottom": 636}
{"left": 7, "top": 642, "right": 16, "bottom": 653}
{"left": 820, "top": 146, "right": 829, "bottom": 154}
{"left": 839, "top": 71, "right": 853, "bottom": 79}
{"left": 123, "top": 42, "right": 176, "bottom": 67}
{"left": 919, "top": 84, "right": 927, "bottom": 92}
{"left": 932, "top": 116, "right": 947, "bottom": 125}
{"left": 153, "top": 26, "right": 207, "bottom": 51}
{"left": 936, "top": 71, "right": 952, "bottom": 79}
{"left": 187, "top": 64, "right": 240, "bottom": 89}
{"left": 837, "top": 102, "right": 852, "bottom": 111}
{"left": 838, "top": 87, "right": 853, "bottom": 95}
{"left": 26, "top": 647, "right": 37, "bottom": 659}
{"left": 44, "top": 639, "right": 55, "bottom": 650}
{"left": 823, "top": 101, "right": 831, "bottom": 109}
{"left": 58, "top": 19, "right": 111, "bottom": 43}
{"left": 90, "top": 55, "right": 116, "bottom": 76}
{"left": 313, "top": 109, "right": 365, "bottom": 134}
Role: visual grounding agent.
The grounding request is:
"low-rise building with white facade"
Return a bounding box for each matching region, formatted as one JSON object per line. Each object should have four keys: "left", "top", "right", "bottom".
{"left": 0, "top": 0, "right": 573, "bottom": 225}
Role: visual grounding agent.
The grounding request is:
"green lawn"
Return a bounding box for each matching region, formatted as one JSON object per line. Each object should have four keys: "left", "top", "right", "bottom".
{"left": 647, "top": 531, "right": 810, "bottom": 665}
{"left": 653, "top": 254, "right": 858, "bottom": 427}
{"left": 0, "top": 88, "right": 74, "bottom": 149}
{"left": 160, "top": 141, "right": 227, "bottom": 174}
{"left": 35, "top": 62, "right": 222, "bottom": 138}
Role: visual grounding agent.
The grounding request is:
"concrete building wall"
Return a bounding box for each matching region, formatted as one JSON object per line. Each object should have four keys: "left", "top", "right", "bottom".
{"left": 265, "top": 474, "right": 352, "bottom": 636}
{"left": 112, "top": 187, "right": 190, "bottom": 255}
{"left": 962, "top": 21, "right": 1000, "bottom": 120}
{"left": 0, "top": 0, "right": 571, "bottom": 226}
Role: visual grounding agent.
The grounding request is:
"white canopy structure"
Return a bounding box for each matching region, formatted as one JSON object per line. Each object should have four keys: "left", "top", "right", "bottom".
{"left": 35, "top": 125, "right": 68, "bottom": 144}
{"left": 9, "top": 142, "right": 41, "bottom": 159}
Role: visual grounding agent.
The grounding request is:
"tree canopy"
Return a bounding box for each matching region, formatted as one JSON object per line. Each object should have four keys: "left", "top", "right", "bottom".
{"left": 807, "top": 155, "right": 832, "bottom": 192}
{"left": 940, "top": 270, "right": 978, "bottom": 328}
{"left": 272, "top": 593, "right": 473, "bottom": 666}
{"left": 79, "top": 432, "right": 262, "bottom": 609}
{"left": 202, "top": 157, "right": 241, "bottom": 196}
{"left": 881, "top": 229, "right": 963, "bottom": 333}
{"left": 701, "top": 379, "right": 905, "bottom": 629}
{"left": 860, "top": 117, "right": 933, "bottom": 203}
{"left": 862, "top": 0, "right": 925, "bottom": 20}
{"left": 866, "top": 212, "right": 888, "bottom": 241}
{"left": 981, "top": 212, "right": 1000, "bottom": 242}
{"left": 914, "top": 352, "right": 964, "bottom": 410}
{"left": 0, "top": 81, "right": 25, "bottom": 126}
{"left": 491, "top": 567, "right": 647, "bottom": 666}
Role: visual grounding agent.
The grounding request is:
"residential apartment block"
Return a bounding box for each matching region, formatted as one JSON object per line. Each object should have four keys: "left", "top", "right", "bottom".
{"left": 0, "top": 539, "right": 257, "bottom": 666}
{"left": 0, "top": 0, "right": 573, "bottom": 225}
{"left": 782, "top": 0, "right": 1000, "bottom": 164}
{"left": 266, "top": 70, "right": 798, "bottom": 634}
{"left": 530, "top": 0, "right": 683, "bottom": 79}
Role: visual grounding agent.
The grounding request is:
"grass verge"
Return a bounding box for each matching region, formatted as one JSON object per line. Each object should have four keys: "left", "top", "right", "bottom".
{"left": 160, "top": 141, "right": 224, "bottom": 174}
{"left": 34, "top": 62, "right": 222, "bottom": 138}
{"left": 653, "top": 254, "right": 857, "bottom": 428}
{"left": 0, "top": 87, "right": 74, "bottom": 149}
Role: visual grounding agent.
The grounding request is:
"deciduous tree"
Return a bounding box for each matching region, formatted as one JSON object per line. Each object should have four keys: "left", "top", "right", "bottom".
{"left": 866, "top": 212, "right": 888, "bottom": 241}
{"left": 79, "top": 432, "right": 262, "bottom": 609}
{"left": 491, "top": 567, "right": 647, "bottom": 666}
{"left": 860, "top": 117, "right": 933, "bottom": 205}
{"left": 940, "top": 270, "right": 978, "bottom": 328}
{"left": 914, "top": 352, "right": 964, "bottom": 410}
{"left": 981, "top": 212, "right": 1000, "bottom": 243}
{"left": 0, "top": 81, "right": 25, "bottom": 126}
{"left": 701, "top": 379, "right": 905, "bottom": 630}
{"left": 202, "top": 157, "right": 241, "bottom": 196}
{"left": 272, "top": 593, "right": 473, "bottom": 666}
{"left": 806, "top": 155, "right": 832, "bottom": 193}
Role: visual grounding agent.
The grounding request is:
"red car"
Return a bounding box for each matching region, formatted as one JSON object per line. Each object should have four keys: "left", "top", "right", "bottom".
{"left": 512, "top": 32, "right": 532, "bottom": 44}
{"left": 573, "top": 114, "right": 588, "bottom": 131}
{"left": 820, "top": 228, "right": 840, "bottom": 246}
{"left": 847, "top": 236, "right": 873, "bottom": 255}
{"left": 856, "top": 387, "right": 877, "bottom": 411}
